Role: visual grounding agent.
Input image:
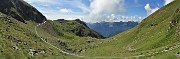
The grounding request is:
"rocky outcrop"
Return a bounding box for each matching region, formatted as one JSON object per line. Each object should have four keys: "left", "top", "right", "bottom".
{"left": 0, "top": 0, "right": 46, "bottom": 23}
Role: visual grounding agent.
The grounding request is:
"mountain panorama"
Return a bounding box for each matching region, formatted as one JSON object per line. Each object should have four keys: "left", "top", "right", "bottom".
{"left": 0, "top": 0, "right": 180, "bottom": 59}
{"left": 87, "top": 21, "right": 139, "bottom": 38}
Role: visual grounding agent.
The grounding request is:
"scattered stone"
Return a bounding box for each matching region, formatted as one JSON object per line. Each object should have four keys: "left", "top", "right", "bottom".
{"left": 6, "top": 16, "right": 11, "bottom": 19}
{"left": 176, "top": 52, "right": 180, "bottom": 57}
{"left": 169, "top": 48, "right": 173, "bottom": 51}
{"left": 155, "top": 52, "right": 159, "bottom": 54}
{"left": 177, "top": 52, "right": 180, "bottom": 54}
{"left": 34, "top": 41, "right": 37, "bottom": 43}
{"left": 23, "top": 42, "right": 28, "bottom": 46}
{"left": 78, "top": 49, "right": 83, "bottom": 52}
{"left": 86, "top": 41, "right": 91, "bottom": 43}
{"left": 164, "top": 50, "right": 168, "bottom": 52}
{"left": 29, "top": 48, "right": 39, "bottom": 56}
{"left": 86, "top": 40, "right": 94, "bottom": 43}
{"left": 49, "top": 47, "right": 53, "bottom": 50}
{"left": 40, "top": 50, "right": 45, "bottom": 54}
{"left": 57, "top": 40, "right": 61, "bottom": 42}
{"left": 59, "top": 42, "right": 66, "bottom": 46}
{"left": 150, "top": 23, "right": 158, "bottom": 27}
{"left": 12, "top": 46, "right": 19, "bottom": 50}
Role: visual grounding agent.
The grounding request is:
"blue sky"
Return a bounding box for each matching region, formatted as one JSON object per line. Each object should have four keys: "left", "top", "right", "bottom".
{"left": 24, "top": 0, "right": 174, "bottom": 23}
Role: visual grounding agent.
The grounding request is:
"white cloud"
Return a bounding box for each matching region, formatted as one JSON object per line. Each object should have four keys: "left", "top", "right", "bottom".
{"left": 24, "top": 0, "right": 142, "bottom": 23}
{"left": 37, "top": 7, "right": 85, "bottom": 20}
{"left": 90, "top": 0, "right": 126, "bottom": 15}
{"left": 88, "top": 0, "right": 126, "bottom": 22}
{"left": 59, "top": 8, "right": 73, "bottom": 14}
{"left": 24, "top": 0, "right": 88, "bottom": 20}
{"left": 144, "top": 4, "right": 159, "bottom": 16}
{"left": 164, "top": 0, "right": 174, "bottom": 5}
{"left": 119, "top": 16, "right": 143, "bottom": 22}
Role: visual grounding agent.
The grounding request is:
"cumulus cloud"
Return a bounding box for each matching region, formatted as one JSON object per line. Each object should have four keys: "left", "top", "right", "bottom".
{"left": 144, "top": 4, "right": 159, "bottom": 15}
{"left": 88, "top": 0, "right": 126, "bottom": 22}
{"left": 90, "top": 0, "right": 125, "bottom": 15}
{"left": 164, "top": 0, "right": 174, "bottom": 5}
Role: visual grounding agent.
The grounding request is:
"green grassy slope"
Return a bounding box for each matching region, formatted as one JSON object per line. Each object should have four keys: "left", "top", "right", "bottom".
{"left": 46, "top": 19, "right": 104, "bottom": 39}
{"left": 36, "top": 19, "right": 106, "bottom": 54}
{"left": 0, "top": 12, "right": 68, "bottom": 59}
{"left": 0, "top": 12, "right": 95, "bottom": 59}
{"left": 84, "top": 0, "right": 180, "bottom": 58}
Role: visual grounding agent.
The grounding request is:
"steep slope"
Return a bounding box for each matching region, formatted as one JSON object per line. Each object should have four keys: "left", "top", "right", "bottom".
{"left": 0, "top": 0, "right": 46, "bottom": 23}
{"left": 87, "top": 21, "right": 138, "bottom": 37}
{"left": 1, "top": 12, "right": 96, "bottom": 59}
{"left": 84, "top": 0, "right": 180, "bottom": 59}
{"left": 0, "top": 12, "right": 67, "bottom": 59}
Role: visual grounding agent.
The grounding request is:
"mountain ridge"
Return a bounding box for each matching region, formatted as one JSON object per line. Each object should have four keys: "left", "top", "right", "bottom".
{"left": 0, "top": 0, "right": 46, "bottom": 23}
{"left": 46, "top": 19, "right": 105, "bottom": 39}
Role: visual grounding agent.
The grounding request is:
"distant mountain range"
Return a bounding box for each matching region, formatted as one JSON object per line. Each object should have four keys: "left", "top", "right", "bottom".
{"left": 87, "top": 21, "right": 139, "bottom": 37}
